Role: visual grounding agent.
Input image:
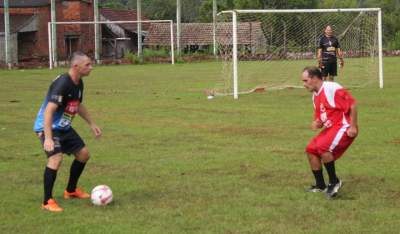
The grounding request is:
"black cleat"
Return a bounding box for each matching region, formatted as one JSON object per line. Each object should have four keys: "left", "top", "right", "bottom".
{"left": 307, "top": 185, "right": 327, "bottom": 193}
{"left": 326, "top": 179, "right": 342, "bottom": 198}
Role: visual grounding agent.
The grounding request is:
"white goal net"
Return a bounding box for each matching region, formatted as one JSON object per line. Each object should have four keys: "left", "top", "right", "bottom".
{"left": 214, "top": 8, "right": 383, "bottom": 99}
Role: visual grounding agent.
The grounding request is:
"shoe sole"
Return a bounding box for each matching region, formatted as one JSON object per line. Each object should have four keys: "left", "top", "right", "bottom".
{"left": 41, "top": 206, "right": 63, "bottom": 212}
{"left": 308, "top": 189, "right": 327, "bottom": 193}
{"left": 64, "top": 195, "right": 90, "bottom": 199}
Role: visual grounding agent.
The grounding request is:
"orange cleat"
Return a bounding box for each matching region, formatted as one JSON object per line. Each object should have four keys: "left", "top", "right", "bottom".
{"left": 64, "top": 187, "right": 90, "bottom": 199}
{"left": 41, "top": 199, "right": 63, "bottom": 212}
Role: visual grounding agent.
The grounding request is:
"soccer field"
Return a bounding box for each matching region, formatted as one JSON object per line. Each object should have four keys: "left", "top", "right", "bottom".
{"left": 0, "top": 57, "right": 399, "bottom": 233}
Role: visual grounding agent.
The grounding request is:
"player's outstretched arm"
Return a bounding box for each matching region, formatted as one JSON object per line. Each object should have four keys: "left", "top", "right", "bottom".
{"left": 78, "top": 104, "right": 102, "bottom": 138}
{"left": 44, "top": 102, "right": 58, "bottom": 152}
{"left": 347, "top": 104, "right": 358, "bottom": 138}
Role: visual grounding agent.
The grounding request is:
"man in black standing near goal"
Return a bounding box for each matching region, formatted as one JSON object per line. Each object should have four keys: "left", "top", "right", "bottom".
{"left": 317, "top": 25, "right": 344, "bottom": 81}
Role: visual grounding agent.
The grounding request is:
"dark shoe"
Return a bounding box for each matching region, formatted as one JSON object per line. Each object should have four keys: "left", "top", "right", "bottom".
{"left": 326, "top": 179, "right": 342, "bottom": 198}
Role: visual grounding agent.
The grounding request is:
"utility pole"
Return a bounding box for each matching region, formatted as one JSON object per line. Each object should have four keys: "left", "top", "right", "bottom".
{"left": 4, "top": 0, "right": 11, "bottom": 69}
{"left": 94, "top": 0, "right": 100, "bottom": 64}
{"left": 176, "top": 0, "right": 181, "bottom": 56}
{"left": 213, "top": 0, "right": 217, "bottom": 56}
{"left": 137, "top": 0, "right": 142, "bottom": 62}
{"left": 51, "top": 0, "right": 57, "bottom": 67}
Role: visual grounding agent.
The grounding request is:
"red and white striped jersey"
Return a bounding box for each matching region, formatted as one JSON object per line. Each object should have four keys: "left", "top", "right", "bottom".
{"left": 312, "top": 81, "right": 356, "bottom": 129}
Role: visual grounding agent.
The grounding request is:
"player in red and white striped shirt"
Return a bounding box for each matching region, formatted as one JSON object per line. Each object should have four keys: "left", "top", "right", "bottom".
{"left": 301, "top": 66, "right": 358, "bottom": 198}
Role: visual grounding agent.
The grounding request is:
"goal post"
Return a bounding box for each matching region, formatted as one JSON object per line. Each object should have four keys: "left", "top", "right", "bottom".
{"left": 215, "top": 8, "right": 383, "bottom": 99}
{"left": 48, "top": 20, "right": 175, "bottom": 69}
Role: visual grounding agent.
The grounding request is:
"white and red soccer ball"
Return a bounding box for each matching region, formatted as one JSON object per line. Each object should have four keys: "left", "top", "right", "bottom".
{"left": 91, "top": 185, "right": 113, "bottom": 206}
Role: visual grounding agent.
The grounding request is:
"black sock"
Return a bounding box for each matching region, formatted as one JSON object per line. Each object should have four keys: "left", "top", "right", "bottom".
{"left": 66, "top": 160, "right": 86, "bottom": 193}
{"left": 324, "top": 161, "right": 339, "bottom": 184}
{"left": 44, "top": 167, "right": 57, "bottom": 205}
{"left": 312, "top": 169, "right": 326, "bottom": 188}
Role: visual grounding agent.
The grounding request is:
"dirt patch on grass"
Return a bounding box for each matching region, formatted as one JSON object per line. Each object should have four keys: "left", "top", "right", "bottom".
{"left": 181, "top": 107, "right": 243, "bottom": 115}
{"left": 191, "top": 124, "right": 279, "bottom": 136}
{"left": 388, "top": 138, "right": 400, "bottom": 145}
{"left": 385, "top": 190, "right": 400, "bottom": 200}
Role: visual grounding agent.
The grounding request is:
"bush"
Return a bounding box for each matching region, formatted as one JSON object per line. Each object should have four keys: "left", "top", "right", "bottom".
{"left": 143, "top": 48, "right": 170, "bottom": 58}
{"left": 387, "top": 31, "right": 400, "bottom": 50}
{"left": 124, "top": 52, "right": 141, "bottom": 64}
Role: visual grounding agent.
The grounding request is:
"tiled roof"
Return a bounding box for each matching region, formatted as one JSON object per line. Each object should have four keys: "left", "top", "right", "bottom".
{"left": 0, "top": 14, "right": 35, "bottom": 33}
{"left": 100, "top": 8, "right": 149, "bottom": 33}
{"left": 0, "top": 0, "right": 50, "bottom": 7}
{"left": 0, "top": 0, "right": 91, "bottom": 8}
{"left": 144, "top": 22, "right": 265, "bottom": 46}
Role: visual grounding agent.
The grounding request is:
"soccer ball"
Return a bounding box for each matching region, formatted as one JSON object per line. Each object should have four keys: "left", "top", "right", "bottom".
{"left": 91, "top": 185, "right": 113, "bottom": 206}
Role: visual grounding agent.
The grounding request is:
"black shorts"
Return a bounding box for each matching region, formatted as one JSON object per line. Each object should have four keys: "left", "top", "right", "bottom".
{"left": 321, "top": 61, "right": 337, "bottom": 77}
{"left": 37, "top": 128, "right": 85, "bottom": 157}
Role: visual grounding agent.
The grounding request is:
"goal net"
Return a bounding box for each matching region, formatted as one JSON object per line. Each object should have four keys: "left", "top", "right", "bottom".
{"left": 214, "top": 9, "right": 383, "bottom": 99}
{"left": 48, "top": 20, "right": 174, "bottom": 68}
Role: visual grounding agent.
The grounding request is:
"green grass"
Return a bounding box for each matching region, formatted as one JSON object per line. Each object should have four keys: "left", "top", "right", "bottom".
{"left": 0, "top": 58, "right": 399, "bottom": 233}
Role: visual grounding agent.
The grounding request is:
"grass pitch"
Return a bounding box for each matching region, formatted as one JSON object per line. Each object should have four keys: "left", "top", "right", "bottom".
{"left": 0, "top": 57, "right": 399, "bottom": 233}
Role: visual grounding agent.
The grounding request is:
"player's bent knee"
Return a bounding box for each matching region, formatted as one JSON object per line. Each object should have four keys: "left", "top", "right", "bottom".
{"left": 47, "top": 154, "right": 63, "bottom": 170}
{"left": 75, "top": 147, "right": 90, "bottom": 162}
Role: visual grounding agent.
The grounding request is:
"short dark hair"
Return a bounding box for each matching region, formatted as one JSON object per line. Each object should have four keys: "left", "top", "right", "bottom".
{"left": 303, "top": 66, "right": 322, "bottom": 80}
{"left": 70, "top": 51, "right": 88, "bottom": 64}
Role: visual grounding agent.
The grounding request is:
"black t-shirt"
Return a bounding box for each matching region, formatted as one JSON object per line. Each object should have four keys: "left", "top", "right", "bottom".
{"left": 318, "top": 35, "right": 340, "bottom": 63}
{"left": 33, "top": 73, "right": 84, "bottom": 132}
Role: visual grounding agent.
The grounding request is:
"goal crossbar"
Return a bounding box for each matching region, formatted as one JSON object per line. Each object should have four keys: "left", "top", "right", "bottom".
{"left": 48, "top": 20, "right": 175, "bottom": 69}
{"left": 220, "top": 8, "right": 381, "bottom": 14}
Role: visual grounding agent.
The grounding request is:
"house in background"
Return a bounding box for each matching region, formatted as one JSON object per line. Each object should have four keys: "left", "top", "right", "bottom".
{"left": 0, "top": 14, "right": 38, "bottom": 63}
{"left": 0, "top": 0, "right": 94, "bottom": 63}
{"left": 100, "top": 8, "right": 149, "bottom": 59}
{"left": 144, "top": 22, "right": 266, "bottom": 54}
{"left": 0, "top": 0, "right": 147, "bottom": 64}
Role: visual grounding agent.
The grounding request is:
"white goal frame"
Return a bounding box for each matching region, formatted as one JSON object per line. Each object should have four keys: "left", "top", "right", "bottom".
{"left": 218, "top": 8, "right": 384, "bottom": 99}
{"left": 48, "top": 20, "right": 175, "bottom": 69}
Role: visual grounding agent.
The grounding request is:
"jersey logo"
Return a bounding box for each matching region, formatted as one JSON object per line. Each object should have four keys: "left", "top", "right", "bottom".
{"left": 319, "top": 103, "right": 333, "bottom": 128}
{"left": 320, "top": 103, "right": 326, "bottom": 112}
{"left": 327, "top": 46, "right": 336, "bottom": 52}
{"left": 65, "top": 100, "right": 80, "bottom": 114}
{"left": 51, "top": 95, "right": 63, "bottom": 103}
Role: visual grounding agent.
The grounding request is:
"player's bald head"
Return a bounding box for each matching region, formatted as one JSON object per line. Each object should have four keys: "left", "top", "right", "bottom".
{"left": 70, "top": 51, "right": 90, "bottom": 66}
{"left": 69, "top": 51, "right": 93, "bottom": 77}
{"left": 302, "top": 66, "right": 323, "bottom": 92}
{"left": 303, "top": 66, "right": 322, "bottom": 80}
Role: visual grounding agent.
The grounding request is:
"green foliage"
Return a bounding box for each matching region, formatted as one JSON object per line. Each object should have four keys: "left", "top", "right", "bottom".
{"left": 101, "top": 0, "right": 400, "bottom": 48}
{"left": 124, "top": 51, "right": 141, "bottom": 64}
{"left": 143, "top": 48, "right": 170, "bottom": 58}
{"left": 99, "top": 0, "right": 127, "bottom": 9}
{"left": 387, "top": 31, "right": 400, "bottom": 49}
{"left": 319, "top": 0, "right": 359, "bottom": 8}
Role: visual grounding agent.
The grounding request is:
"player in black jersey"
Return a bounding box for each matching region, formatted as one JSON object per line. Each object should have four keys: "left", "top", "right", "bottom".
{"left": 317, "top": 25, "right": 344, "bottom": 81}
{"left": 33, "top": 52, "right": 102, "bottom": 212}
